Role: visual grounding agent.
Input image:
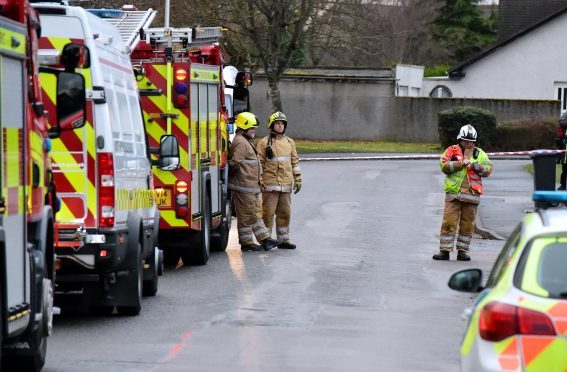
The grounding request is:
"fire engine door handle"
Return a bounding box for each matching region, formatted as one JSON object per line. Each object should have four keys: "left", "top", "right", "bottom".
{"left": 146, "top": 175, "right": 151, "bottom": 189}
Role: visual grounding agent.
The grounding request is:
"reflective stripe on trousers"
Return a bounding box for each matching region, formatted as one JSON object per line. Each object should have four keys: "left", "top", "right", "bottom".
{"left": 439, "top": 197, "right": 478, "bottom": 252}
{"left": 232, "top": 191, "right": 271, "bottom": 245}
{"left": 264, "top": 185, "right": 293, "bottom": 192}
{"left": 228, "top": 183, "right": 261, "bottom": 193}
{"left": 262, "top": 191, "right": 292, "bottom": 242}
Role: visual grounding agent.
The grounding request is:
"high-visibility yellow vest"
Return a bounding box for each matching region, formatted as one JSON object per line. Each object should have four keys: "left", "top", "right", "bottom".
{"left": 440, "top": 145, "right": 493, "bottom": 195}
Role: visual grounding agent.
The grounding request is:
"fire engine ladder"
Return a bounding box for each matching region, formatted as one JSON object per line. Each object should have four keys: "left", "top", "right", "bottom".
{"left": 142, "top": 26, "right": 224, "bottom": 134}
{"left": 143, "top": 26, "right": 223, "bottom": 49}
{"left": 101, "top": 7, "right": 157, "bottom": 50}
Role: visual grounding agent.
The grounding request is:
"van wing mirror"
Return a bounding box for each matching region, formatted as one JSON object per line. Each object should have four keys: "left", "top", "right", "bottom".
{"left": 56, "top": 71, "right": 86, "bottom": 132}
{"left": 235, "top": 71, "right": 253, "bottom": 87}
{"left": 61, "top": 43, "right": 91, "bottom": 71}
{"left": 158, "top": 135, "right": 180, "bottom": 171}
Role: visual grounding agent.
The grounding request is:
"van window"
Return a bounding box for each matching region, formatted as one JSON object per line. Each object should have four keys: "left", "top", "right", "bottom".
{"left": 116, "top": 92, "right": 133, "bottom": 142}
{"left": 39, "top": 15, "right": 85, "bottom": 38}
{"left": 129, "top": 95, "right": 145, "bottom": 156}
{"left": 106, "top": 91, "right": 120, "bottom": 139}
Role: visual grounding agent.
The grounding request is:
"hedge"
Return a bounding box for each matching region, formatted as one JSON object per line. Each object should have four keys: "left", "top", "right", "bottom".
{"left": 438, "top": 106, "right": 559, "bottom": 151}
{"left": 489, "top": 118, "right": 557, "bottom": 151}
{"left": 438, "top": 106, "right": 497, "bottom": 148}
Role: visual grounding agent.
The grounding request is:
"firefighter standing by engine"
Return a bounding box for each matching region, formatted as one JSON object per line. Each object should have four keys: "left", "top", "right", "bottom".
{"left": 433, "top": 125, "right": 493, "bottom": 261}
{"left": 229, "top": 112, "right": 280, "bottom": 252}
{"left": 257, "top": 112, "right": 302, "bottom": 249}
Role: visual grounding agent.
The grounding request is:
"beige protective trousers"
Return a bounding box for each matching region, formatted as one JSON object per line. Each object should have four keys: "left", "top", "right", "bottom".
{"left": 439, "top": 198, "right": 478, "bottom": 253}
{"left": 262, "top": 192, "right": 291, "bottom": 242}
{"left": 232, "top": 191, "right": 271, "bottom": 245}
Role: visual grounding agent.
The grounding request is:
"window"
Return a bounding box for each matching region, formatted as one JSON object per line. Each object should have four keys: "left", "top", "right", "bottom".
{"left": 485, "top": 223, "right": 522, "bottom": 288}
{"left": 515, "top": 237, "right": 567, "bottom": 299}
{"left": 429, "top": 85, "right": 452, "bottom": 98}
{"left": 556, "top": 84, "right": 567, "bottom": 114}
{"left": 537, "top": 242, "right": 567, "bottom": 297}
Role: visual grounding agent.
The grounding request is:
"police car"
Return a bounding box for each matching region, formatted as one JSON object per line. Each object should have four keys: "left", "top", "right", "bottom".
{"left": 448, "top": 191, "right": 567, "bottom": 371}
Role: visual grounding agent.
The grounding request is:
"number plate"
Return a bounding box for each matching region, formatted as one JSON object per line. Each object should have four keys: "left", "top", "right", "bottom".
{"left": 153, "top": 188, "right": 171, "bottom": 207}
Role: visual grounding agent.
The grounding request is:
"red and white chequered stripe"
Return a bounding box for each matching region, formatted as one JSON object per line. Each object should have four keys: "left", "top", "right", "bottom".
{"left": 300, "top": 149, "right": 567, "bottom": 162}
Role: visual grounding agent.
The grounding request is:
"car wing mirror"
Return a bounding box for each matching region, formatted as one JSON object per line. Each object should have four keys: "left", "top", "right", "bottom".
{"left": 448, "top": 269, "right": 483, "bottom": 293}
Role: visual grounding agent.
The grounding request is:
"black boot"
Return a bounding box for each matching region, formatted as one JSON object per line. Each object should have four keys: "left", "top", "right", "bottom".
{"left": 432, "top": 251, "right": 450, "bottom": 260}
{"left": 241, "top": 243, "right": 263, "bottom": 252}
{"left": 278, "top": 241, "right": 296, "bottom": 249}
{"left": 457, "top": 251, "right": 471, "bottom": 261}
{"left": 260, "top": 237, "right": 279, "bottom": 251}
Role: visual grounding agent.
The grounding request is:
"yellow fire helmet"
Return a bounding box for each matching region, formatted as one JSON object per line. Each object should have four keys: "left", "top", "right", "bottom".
{"left": 234, "top": 112, "right": 259, "bottom": 131}
{"left": 268, "top": 111, "right": 287, "bottom": 129}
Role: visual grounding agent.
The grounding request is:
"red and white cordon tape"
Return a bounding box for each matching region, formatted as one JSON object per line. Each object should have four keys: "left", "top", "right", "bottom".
{"left": 300, "top": 149, "right": 567, "bottom": 162}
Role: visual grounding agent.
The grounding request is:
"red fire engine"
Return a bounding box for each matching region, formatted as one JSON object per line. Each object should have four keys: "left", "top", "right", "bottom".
{"left": 0, "top": 0, "right": 87, "bottom": 369}
{"left": 93, "top": 6, "right": 252, "bottom": 266}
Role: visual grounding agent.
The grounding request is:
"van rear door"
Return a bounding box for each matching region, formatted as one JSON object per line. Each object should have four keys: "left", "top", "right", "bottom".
{"left": 38, "top": 16, "right": 97, "bottom": 231}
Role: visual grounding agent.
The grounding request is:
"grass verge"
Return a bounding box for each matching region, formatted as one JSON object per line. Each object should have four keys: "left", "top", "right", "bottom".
{"left": 295, "top": 140, "right": 442, "bottom": 154}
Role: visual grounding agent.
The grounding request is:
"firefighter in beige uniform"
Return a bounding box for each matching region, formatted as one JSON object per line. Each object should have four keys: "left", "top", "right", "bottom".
{"left": 433, "top": 125, "right": 493, "bottom": 261}
{"left": 257, "top": 112, "right": 302, "bottom": 249}
{"left": 228, "top": 112, "right": 280, "bottom": 252}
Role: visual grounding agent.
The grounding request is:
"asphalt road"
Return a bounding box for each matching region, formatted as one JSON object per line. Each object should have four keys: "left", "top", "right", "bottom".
{"left": 43, "top": 159, "right": 524, "bottom": 372}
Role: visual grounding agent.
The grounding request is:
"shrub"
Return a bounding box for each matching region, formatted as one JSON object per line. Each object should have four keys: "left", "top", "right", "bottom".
{"left": 438, "top": 106, "right": 497, "bottom": 148}
{"left": 489, "top": 118, "right": 558, "bottom": 151}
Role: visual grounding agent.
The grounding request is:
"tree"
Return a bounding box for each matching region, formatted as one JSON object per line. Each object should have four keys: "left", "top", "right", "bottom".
{"left": 433, "top": 0, "right": 496, "bottom": 63}
{"left": 301, "top": 0, "right": 444, "bottom": 68}
{"left": 192, "top": 0, "right": 316, "bottom": 112}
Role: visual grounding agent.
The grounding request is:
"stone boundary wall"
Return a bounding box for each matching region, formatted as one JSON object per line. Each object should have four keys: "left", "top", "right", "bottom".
{"left": 250, "top": 78, "right": 560, "bottom": 142}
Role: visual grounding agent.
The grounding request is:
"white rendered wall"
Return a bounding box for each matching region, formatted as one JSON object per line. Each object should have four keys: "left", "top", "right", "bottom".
{"left": 422, "top": 13, "right": 567, "bottom": 101}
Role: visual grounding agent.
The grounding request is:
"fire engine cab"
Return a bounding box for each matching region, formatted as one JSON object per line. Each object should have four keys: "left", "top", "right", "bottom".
{"left": 0, "top": 0, "right": 87, "bottom": 370}
{"left": 94, "top": 6, "right": 253, "bottom": 266}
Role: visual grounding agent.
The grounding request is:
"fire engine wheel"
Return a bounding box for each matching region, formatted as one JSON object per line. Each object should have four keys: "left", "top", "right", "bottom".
{"left": 3, "top": 286, "right": 48, "bottom": 372}
{"left": 211, "top": 199, "right": 232, "bottom": 252}
{"left": 183, "top": 193, "right": 211, "bottom": 265}
{"left": 42, "top": 278, "right": 54, "bottom": 336}
{"left": 117, "top": 243, "right": 143, "bottom": 316}
{"left": 143, "top": 248, "right": 159, "bottom": 297}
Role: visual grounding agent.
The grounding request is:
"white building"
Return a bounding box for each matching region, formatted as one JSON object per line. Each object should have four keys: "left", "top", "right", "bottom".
{"left": 413, "top": 7, "right": 567, "bottom": 113}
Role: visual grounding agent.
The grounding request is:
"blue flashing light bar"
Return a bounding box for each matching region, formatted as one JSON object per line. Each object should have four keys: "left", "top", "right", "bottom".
{"left": 88, "top": 9, "right": 125, "bottom": 19}
{"left": 532, "top": 191, "right": 567, "bottom": 203}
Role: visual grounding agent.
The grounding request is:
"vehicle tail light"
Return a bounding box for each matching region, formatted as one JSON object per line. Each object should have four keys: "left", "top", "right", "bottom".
{"left": 479, "top": 302, "right": 556, "bottom": 342}
{"left": 518, "top": 307, "right": 556, "bottom": 335}
{"left": 176, "top": 180, "right": 188, "bottom": 193}
{"left": 176, "top": 206, "right": 189, "bottom": 219}
{"left": 173, "top": 67, "right": 189, "bottom": 108}
{"left": 98, "top": 153, "right": 115, "bottom": 228}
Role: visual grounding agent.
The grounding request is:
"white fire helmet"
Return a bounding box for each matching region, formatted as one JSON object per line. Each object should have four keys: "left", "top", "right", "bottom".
{"left": 457, "top": 124, "right": 477, "bottom": 142}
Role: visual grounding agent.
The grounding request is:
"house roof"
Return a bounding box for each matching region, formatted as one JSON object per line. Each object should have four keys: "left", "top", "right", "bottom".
{"left": 448, "top": 5, "right": 567, "bottom": 79}
{"left": 498, "top": 0, "right": 567, "bottom": 40}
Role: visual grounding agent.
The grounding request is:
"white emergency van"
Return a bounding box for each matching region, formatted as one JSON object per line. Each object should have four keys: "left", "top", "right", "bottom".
{"left": 32, "top": 3, "right": 180, "bottom": 315}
